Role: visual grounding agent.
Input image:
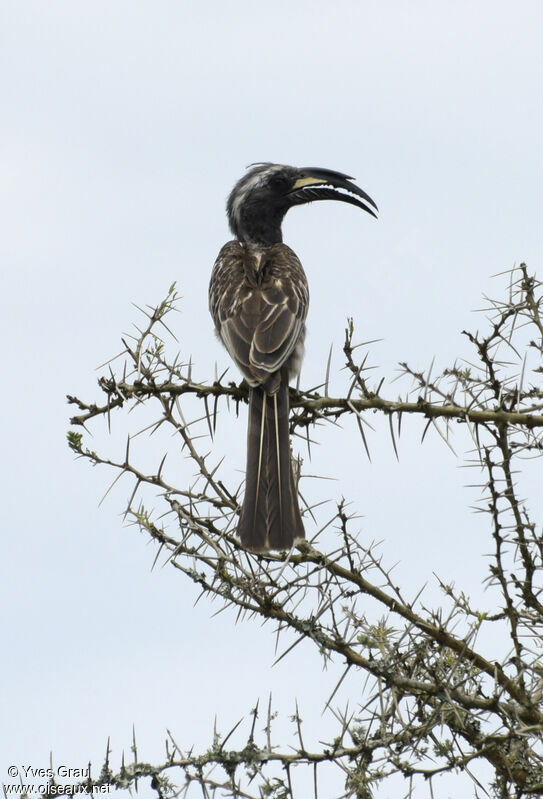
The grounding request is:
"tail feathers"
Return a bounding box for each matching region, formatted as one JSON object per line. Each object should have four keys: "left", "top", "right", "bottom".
{"left": 238, "top": 378, "right": 305, "bottom": 551}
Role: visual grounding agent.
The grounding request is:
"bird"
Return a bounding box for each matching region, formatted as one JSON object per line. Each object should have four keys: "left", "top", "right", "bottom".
{"left": 209, "top": 163, "right": 377, "bottom": 552}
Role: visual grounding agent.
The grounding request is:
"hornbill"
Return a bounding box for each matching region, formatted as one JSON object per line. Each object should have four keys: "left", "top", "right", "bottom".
{"left": 209, "top": 163, "right": 377, "bottom": 552}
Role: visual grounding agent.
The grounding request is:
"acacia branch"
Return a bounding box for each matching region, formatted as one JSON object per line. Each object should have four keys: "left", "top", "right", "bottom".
{"left": 63, "top": 264, "right": 543, "bottom": 797}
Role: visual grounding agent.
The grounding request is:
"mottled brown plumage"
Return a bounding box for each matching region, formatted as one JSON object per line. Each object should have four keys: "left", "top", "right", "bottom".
{"left": 209, "top": 163, "right": 377, "bottom": 551}
{"left": 210, "top": 241, "right": 308, "bottom": 550}
{"left": 210, "top": 242, "right": 308, "bottom": 389}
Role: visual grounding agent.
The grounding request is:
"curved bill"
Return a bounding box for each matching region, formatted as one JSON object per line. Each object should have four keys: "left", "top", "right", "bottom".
{"left": 289, "top": 167, "right": 378, "bottom": 218}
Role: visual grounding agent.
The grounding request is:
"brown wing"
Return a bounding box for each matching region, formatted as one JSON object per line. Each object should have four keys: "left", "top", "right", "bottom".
{"left": 209, "top": 241, "right": 309, "bottom": 390}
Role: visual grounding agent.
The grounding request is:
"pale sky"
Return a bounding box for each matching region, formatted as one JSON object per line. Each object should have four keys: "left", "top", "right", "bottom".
{"left": 2, "top": 2, "right": 543, "bottom": 797}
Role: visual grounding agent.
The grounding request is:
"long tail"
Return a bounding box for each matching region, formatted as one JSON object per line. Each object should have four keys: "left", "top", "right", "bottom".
{"left": 238, "top": 377, "right": 305, "bottom": 551}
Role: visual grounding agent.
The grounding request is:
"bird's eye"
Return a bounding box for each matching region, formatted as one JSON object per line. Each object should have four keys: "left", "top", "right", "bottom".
{"left": 268, "top": 174, "right": 289, "bottom": 191}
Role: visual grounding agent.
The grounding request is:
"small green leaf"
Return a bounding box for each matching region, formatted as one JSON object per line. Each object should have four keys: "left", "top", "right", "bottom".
{"left": 67, "top": 430, "right": 83, "bottom": 451}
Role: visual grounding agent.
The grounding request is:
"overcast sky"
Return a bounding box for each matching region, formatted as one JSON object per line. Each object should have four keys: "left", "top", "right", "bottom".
{"left": 2, "top": 2, "right": 543, "bottom": 797}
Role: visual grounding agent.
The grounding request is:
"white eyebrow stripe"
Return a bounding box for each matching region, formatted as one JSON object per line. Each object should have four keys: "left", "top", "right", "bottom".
{"left": 229, "top": 165, "right": 285, "bottom": 229}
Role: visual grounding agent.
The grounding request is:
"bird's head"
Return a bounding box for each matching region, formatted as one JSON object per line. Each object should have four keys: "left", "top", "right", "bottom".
{"left": 227, "top": 162, "right": 378, "bottom": 247}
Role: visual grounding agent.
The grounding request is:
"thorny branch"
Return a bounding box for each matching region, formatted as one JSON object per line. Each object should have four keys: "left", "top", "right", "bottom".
{"left": 60, "top": 264, "right": 543, "bottom": 798}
